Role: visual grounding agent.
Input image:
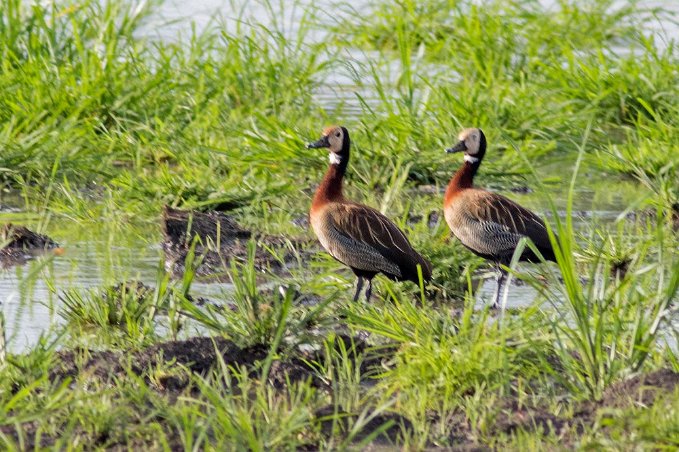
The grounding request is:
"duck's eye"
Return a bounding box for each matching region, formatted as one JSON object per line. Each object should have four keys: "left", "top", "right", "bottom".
{"left": 335, "top": 132, "right": 341, "bottom": 137}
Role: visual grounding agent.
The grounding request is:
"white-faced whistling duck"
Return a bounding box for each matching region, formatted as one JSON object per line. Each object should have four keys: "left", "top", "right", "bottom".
{"left": 307, "top": 125, "right": 432, "bottom": 302}
{"left": 443, "top": 128, "right": 556, "bottom": 308}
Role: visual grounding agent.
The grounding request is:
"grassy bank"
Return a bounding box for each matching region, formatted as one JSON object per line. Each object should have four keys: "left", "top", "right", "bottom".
{"left": 1, "top": 0, "right": 676, "bottom": 219}
{"left": 0, "top": 0, "right": 678, "bottom": 449}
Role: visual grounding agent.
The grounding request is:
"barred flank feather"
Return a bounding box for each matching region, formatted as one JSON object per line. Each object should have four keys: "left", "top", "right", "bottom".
{"left": 445, "top": 190, "right": 556, "bottom": 263}
{"left": 312, "top": 203, "right": 433, "bottom": 283}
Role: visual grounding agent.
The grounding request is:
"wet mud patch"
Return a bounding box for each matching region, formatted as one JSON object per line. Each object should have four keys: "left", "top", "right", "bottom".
{"left": 49, "top": 333, "right": 384, "bottom": 393}
{"left": 312, "top": 405, "right": 414, "bottom": 447}
{"left": 0, "top": 420, "right": 57, "bottom": 450}
{"left": 10, "top": 336, "right": 326, "bottom": 450}
{"left": 0, "top": 223, "right": 62, "bottom": 268}
{"left": 10, "top": 333, "right": 679, "bottom": 449}
{"left": 105, "top": 279, "right": 211, "bottom": 306}
{"left": 161, "top": 206, "right": 313, "bottom": 279}
{"left": 50, "top": 336, "right": 322, "bottom": 392}
{"left": 488, "top": 398, "right": 583, "bottom": 439}
{"left": 447, "top": 369, "right": 679, "bottom": 446}
{"left": 37, "top": 336, "right": 395, "bottom": 449}
{"left": 597, "top": 368, "right": 679, "bottom": 409}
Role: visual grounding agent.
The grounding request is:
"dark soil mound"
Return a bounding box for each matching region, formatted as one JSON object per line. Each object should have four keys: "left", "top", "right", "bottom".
{"left": 0, "top": 223, "right": 61, "bottom": 267}
{"left": 5, "top": 334, "right": 397, "bottom": 450}
{"left": 458, "top": 369, "right": 679, "bottom": 445}
{"left": 599, "top": 368, "right": 679, "bottom": 409}
{"left": 49, "top": 334, "right": 383, "bottom": 394}
{"left": 163, "top": 205, "right": 252, "bottom": 245}
{"left": 1, "top": 224, "right": 58, "bottom": 250}
{"left": 50, "top": 336, "right": 322, "bottom": 392}
{"left": 313, "top": 405, "right": 414, "bottom": 446}
{"left": 161, "top": 206, "right": 311, "bottom": 278}
{"left": 490, "top": 399, "right": 571, "bottom": 437}
{"left": 15, "top": 333, "right": 679, "bottom": 450}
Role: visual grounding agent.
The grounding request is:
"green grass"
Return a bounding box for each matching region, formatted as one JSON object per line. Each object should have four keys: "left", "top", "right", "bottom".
{"left": 0, "top": 0, "right": 678, "bottom": 449}
{"left": 534, "top": 140, "right": 679, "bottom": 399}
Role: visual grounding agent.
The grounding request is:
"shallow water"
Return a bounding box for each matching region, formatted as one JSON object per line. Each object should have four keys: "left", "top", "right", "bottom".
{"left": 0, "top": 174, "right": 643, "bottom": 351}
{"left": 0, "top": 205, "right": 230, "bottom": 351}
{"left": 140, "top": 0, "right": 679, "bottom": 115}
{"left": 1, "top": 0, "right": 676, "bottom": 351}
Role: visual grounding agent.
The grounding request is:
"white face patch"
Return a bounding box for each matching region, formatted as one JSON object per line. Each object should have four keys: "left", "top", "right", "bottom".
{"left": 458, "top": 128, "right": 481, "bottom": 155}
{"left": 329, "top": 153, "right": 342, "bottom": 165}
{"left": 464, "top": 154, "right": 479, "bottom": 164}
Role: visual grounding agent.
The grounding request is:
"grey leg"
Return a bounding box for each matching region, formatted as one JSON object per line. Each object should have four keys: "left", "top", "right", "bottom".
{"left": 491, "top": 268, "right": 507, "bottom": 309}
{"left": 364, "top": 279, "right": 373, "bottom": 303}
{"left": 353, "top": 276, "right": 364, "bottom": 302}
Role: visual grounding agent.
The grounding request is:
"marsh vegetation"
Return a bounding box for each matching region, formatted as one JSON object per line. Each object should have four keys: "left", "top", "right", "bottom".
{"left": 0, "top": 0, "right": 678, "bottom": 449}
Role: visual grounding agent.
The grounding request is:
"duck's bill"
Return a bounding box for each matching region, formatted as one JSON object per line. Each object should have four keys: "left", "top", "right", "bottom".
{"left": 306, "top": 136, "right": 330, "bottom": 149}
{"left": 445, "top": 140, "right": 467, "bottom": 153}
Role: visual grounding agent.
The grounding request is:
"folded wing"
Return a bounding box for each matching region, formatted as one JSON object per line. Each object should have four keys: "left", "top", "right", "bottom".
{"left": 462, "top": 191, "right": 555, "bottom": 261}
{"left": 325, "top": 203, "right": 432, "bottom": 282}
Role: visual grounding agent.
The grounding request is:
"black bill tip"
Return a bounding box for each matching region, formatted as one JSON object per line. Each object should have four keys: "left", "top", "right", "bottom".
{"left": 307, "top": 136, "right": 330, "bottom": 149}
{"left": 445, "top": 140, "right": 467, "bottom": 153}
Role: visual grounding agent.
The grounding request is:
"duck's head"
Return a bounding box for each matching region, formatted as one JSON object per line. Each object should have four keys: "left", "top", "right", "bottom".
{"left": 307, "top": 125, "right": 350, "bottom": 165}
{"left": 446, "top": 128, "right": 486, "bottom": 164}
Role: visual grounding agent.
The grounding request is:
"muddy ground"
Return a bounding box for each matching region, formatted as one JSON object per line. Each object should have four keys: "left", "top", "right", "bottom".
{"left": 2, "top": 333, "right": 677, "bottom": 450}
{"left": 2, "top": 206, "right": 677, "bottom": 449}
{"left": 162, "top": 206, "right": 314, "bottom": 279}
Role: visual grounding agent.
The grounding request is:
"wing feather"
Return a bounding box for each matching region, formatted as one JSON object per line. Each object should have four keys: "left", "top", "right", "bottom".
{"left": 446, "top": 190, "right": 556, "bottom": 263}
{"left": 467, "top": 192, "right": 552, "bottom": 249}
{"left": 324, "top": 203, "right": 430, "bottom": 280}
